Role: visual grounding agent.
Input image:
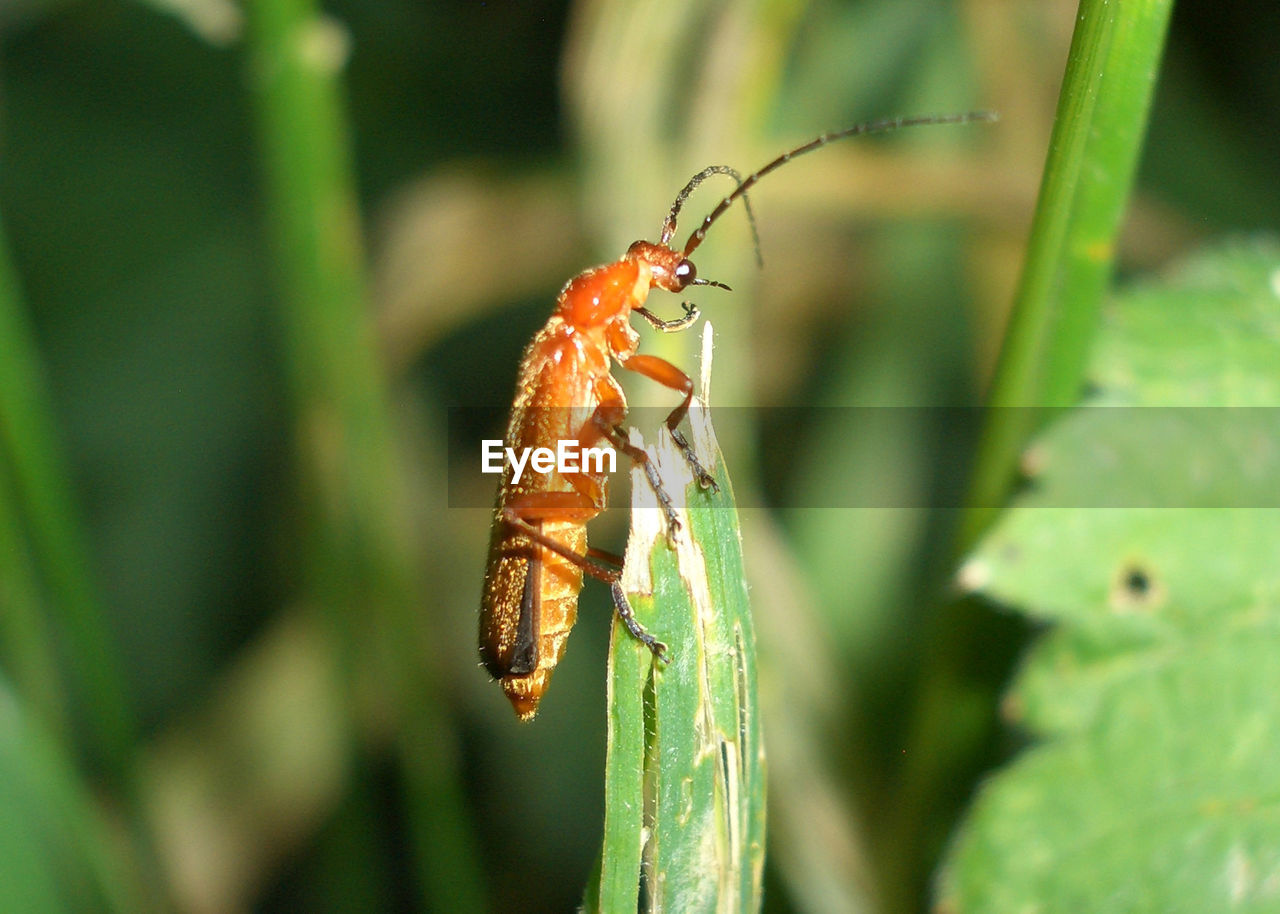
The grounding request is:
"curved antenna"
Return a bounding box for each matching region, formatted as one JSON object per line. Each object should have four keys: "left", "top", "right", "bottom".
{"left": 660, "top": 165, "right": 763, "bottom": 267}
{"left": 682, "top": 110, "right": 998, "bottom": 258}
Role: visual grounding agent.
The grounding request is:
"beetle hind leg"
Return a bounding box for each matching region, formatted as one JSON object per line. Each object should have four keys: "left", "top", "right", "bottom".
{"left": 609, "top": 580, "right": 669, "bottom": 663}
{"left": 499, "top": 511, "right": 669, "bottom": 663}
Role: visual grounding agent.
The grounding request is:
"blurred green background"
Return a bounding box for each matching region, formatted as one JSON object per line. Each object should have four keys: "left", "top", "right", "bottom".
{"left": 0, "top": 0, "right": 1276, "bottom": 911}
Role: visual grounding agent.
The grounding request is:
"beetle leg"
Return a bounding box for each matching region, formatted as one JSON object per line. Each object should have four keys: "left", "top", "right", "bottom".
{"left": 500, "top": 505, "right": 619, "bottom": 584}
{"left": 616, "top": 353, "right": 719, "bottom": 491}
{"left": 634, "top": 301, "right": 700, "bottom": 333}
{"left": 508, "top": 399, "right": 680, "bottom": 536}
{"left": 609, "top": 580, "right": 669, "bottom": 662}
{"left": 502, "top": 489, "right": 600, "bottom": 522}
{"left": 600, "top": 420, "right": 683, "bottom": 537}
{"left": 500, "top": 509, "right": 669, "bottom": 662}
{"left": 586, "top": 546, "right": 624, "bottom": 566}
{"left": 584, "top": 394, "right": 683, "bottom": 538}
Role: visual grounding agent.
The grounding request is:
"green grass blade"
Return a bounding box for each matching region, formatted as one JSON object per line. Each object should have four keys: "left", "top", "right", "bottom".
{"left": 961, "top": 0, "right": 1174, "bottom": 547}
{"left": 591, "top": 325, "right": 766, "bottom": 913}
{"left": 0, "top": 216, "right": 135, "bottom": 777}
{"left": 873, "top": 3, "right": 1174, "bottom": 898}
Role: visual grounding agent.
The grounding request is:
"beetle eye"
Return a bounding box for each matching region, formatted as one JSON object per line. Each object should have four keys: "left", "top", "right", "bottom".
{"left": 674, "top": 259, "right": 696, "bottom": 284}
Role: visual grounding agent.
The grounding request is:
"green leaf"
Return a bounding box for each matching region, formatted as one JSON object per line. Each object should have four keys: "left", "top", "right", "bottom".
{"left": 589, "top": 325, "right": 766, "bottom": 913}
{"left": 1093, "top": 237, "right": 1280, "bottom": 407}
{"left": 939, "top": 239, "right": 1280, "bottom": 912}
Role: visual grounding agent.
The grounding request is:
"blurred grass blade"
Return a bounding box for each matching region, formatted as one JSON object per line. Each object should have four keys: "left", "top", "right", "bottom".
{"left": 0, "top": 680, "right": 148, "bottom": 913}
{"left": 243, "top": 0, "right": 408, "bottom": 642}
{"left": 0, "top": 216, "right": 135, "bottom": 778}
{"left": 243, "top": 2, "right": 485, "bottom": 909}
{"left": 590, "top": 325, "right": 766, "bottom": 913}
{"left": 962, "top": 0, "right": 1174, "bottom": 547}
{"left": 0, "top": 444, "right": 63, "bottom": 732}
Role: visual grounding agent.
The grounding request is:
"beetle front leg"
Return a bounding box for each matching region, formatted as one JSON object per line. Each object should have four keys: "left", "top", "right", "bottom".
{"left": 634, "top": 300, "right": 700, "bottom": 333}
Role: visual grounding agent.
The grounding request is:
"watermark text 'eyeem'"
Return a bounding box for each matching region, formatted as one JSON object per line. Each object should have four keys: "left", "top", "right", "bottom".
{"left": 481, "top": 439, "right": 616, "bottom": 484}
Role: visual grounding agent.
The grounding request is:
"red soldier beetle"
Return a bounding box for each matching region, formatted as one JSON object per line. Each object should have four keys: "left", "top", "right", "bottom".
{"left": 480, "top": 111, "right": 996, "bottom": 719}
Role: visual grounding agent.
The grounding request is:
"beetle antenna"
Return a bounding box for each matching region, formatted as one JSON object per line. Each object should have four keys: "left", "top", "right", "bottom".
{"left": 682, "top": 110, "right": 998, "bottom": 258}
{"left": 660, "top": 165, "right": 763, "bottom": 267}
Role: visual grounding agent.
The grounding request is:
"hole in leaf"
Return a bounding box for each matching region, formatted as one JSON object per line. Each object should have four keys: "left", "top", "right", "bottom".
{"left": 1124, "top": 568, "right": 1151, "bottom": 597}
{"left": 1110, "top": 561, "right": 1164, "bottom": 612}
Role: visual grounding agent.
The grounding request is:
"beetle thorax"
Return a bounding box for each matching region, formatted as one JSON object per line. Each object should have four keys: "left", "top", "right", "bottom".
{"left": 558, "top": 259, "right": 651, "bottom": 330}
